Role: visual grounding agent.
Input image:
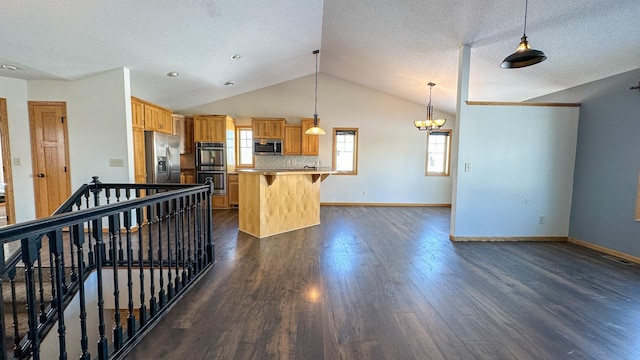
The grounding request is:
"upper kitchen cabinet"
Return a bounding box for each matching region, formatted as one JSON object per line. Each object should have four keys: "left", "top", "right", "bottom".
{"left": 284, "top": 125, "right": 302, "bottom": 155}
{"left": 252, "top": 117, "right": 285, "bottom": 139}
{"left": 172, "top": 114, "right": 194, "bottom": 154}
{"left": 301, "top": 118, "right": 320, "bottom": 155}
{"left": 131, "top": 97, "right": 174, "bottom": 183}
{"left": 193, "top": 115, "right": 231, "bottom": 142}
{"left": 131, "top": 97, "right": 173, "bottom": 134}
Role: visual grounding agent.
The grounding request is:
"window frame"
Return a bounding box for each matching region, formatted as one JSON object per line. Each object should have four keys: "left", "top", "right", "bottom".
{"left": 425, "top": 129, "right": 452, "bottom": 176}
{"left": 235, "top": 126, "right": 254, "bottom": 168}
{"left": 332, "top": 127, "right": 359, "bottom": 175}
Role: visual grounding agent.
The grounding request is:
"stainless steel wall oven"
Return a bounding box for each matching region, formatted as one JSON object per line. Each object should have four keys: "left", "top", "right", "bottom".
{"left": 195, "top": 142, "right": 227, "bottom": 194}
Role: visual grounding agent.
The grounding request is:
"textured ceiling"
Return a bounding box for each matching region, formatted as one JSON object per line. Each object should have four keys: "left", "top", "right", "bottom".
{"left": 1, "top": 0, "right": 638, "bottom": 114}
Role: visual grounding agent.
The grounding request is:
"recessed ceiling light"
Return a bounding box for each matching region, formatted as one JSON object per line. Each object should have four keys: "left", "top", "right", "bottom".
{"left": 0, "top": 64, "right": 19, "bottom": 70}
{"left": 231, "top": 54, "right": 241, "bottom": 60}
{"left": 224, "top": 80, "right": 235, "bottom": 86}
{"left": 166, "top": 72, "right": 179, "bottom": 77}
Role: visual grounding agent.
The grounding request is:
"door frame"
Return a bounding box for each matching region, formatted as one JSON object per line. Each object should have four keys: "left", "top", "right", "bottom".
{"left": 0, "top": 98, "right": 16, "bottom": 225}
{"left": 28, "top": 101, "right": 72, "bottom": 218}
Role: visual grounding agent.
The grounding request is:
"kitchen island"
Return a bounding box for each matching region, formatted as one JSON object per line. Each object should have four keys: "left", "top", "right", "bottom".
{"left": 237, "top": 168, "right": 335, "bottom": 238}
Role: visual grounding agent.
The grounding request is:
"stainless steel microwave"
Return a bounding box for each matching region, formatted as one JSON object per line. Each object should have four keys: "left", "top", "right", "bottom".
{"left": 254, "top": 139, "right": 283, "bottom": 155}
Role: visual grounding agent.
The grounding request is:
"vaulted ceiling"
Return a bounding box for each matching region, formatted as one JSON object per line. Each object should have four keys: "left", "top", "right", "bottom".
{"left": 1, "top": 0, "right": 638, "bottom": 114}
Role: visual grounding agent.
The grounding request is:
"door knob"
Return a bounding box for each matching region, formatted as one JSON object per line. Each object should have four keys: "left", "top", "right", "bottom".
{"left": 37, "top": 173, "right": 45, "bottom": 178}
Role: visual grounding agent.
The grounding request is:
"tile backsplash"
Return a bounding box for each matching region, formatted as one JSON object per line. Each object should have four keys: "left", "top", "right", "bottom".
{"left": 255, "top": 155, "right": 325, "bottom": 169}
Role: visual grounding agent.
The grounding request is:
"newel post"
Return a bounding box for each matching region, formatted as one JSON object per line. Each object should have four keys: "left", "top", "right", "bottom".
{"left": 204, "top": 177, "right": 214, "bottom": 264}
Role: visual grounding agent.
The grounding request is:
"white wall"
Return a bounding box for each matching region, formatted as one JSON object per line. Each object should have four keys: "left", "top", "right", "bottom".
{"left": 0, "top": 76, "right": 37, "bottom": 221}
{"left": 0, "top": 69, "right": 132, "bottom": 223}
{"left": 185, "top": 74, "right": 456, "bottom": 205}
{"left": 28, "top": 68, "right": 133, "bottom": 189}
{"left": 451, "top": 104, "right": 580, "bottom": 238}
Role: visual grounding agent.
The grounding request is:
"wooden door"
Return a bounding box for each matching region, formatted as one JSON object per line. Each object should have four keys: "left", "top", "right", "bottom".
{"left": 0, "top": 98, "right": 16, "bottom": 225}
{"left": 29, "top": 102, "right": 71, "bottom": 218}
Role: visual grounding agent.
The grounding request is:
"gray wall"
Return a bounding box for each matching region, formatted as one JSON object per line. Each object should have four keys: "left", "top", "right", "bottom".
{"left": 533, "top": 68, "right": 640, "bottom": 257}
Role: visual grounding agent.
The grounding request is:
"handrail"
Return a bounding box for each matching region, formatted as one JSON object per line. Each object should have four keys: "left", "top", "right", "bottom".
{"left": 0, "top": 177, "right": 215, "bottom": 360}
{"left": 0, "top": 185, "right": 208, "bottom": 243}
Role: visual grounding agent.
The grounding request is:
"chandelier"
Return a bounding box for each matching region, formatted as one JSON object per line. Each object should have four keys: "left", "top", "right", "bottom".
{"left": 414, "top": 82, "right": 446, "bottom": 131}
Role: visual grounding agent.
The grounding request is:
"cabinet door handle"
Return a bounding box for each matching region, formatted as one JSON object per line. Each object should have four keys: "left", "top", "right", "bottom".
{"left": 37, "top": 173, "right": 45, "bottom": 178}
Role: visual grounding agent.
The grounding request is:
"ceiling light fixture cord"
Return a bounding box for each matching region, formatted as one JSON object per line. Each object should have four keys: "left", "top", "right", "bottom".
{"left": 314, "top": 50, "right": 318, "bottom": 118}
{"left": 523, "top": 0, "right": 528, "bottom": 36}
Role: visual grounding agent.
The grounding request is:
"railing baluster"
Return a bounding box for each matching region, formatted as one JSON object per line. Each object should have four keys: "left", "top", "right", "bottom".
{"left": 116, "top": 189, "right": 125, "bottom": 261}
{"left": 21, "top": 236, "right": 42, "bottom": 360}
{"left": 177, "top": 197, "right": 185, "bottom": 290}
{"left": 94, "top": 219, "right": 109, "bottom": 360}
{"left": 68, "top": 230, "right": 77, "bottom": 283}
{"left": 166, "top": 200, "right": 174, "bottom": 300}
{"left": 124, "top": 209, "right": 136, "bottom": 339}
{"left": 49, "top": 229, "right": 68, "bottom": 360}
{"left": 38, "top": 249, "right": 47, "bottom": 323}
{"left": 187, "top": 194, "right": 194, "bottom": 281}
{"left": 195, "top": 193, "right": 202, "bottom": 274}
{"left": 179, "top": 197, "right": 188, "bottom": 289}
{"left": 72, "top": 224, "right": 90, "bottom": 360}
{"left": 136, "top": 197, "right": 147, "bottom": 327}
{"left": 84, "top": 192, "right": 95, "bottom": 266}
{"left": 205, "top": 178, "right": 215, "bottom": 265}
{"left": 0, "top": 246, "right": 6, "bottom": 360}
{"left": 109, "top": 214, "right": 123, "bottom": 350}
{"left": 147, "top": 202, "right": 157, "bottom": 317}
{"left": 157, "top": 202, "right": 166, "bottom": 308}
{"left": 9, "top": 267, "right": 21, "bottom": 358}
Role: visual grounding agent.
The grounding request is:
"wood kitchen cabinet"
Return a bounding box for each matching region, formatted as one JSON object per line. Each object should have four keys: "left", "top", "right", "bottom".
{"left": 301, "top": 118, "right": 320, "bottom": 155}
{"left": 193, "top": 115, "right": 230, "bottom": 142}
{"left": 131, "top": 97, "right": 175, "bottom": 183}
{"left": 145, "top": 105, "right": 173, "bottom": 134}
{"left": 173, "top": 114, "right": 194, "bottom": 154}
{"left": 252, "top": 117, "right": 285, "bottom": 139}
{"left": 132, "top": 127, "right": 147, "bottom": 183}
{"left": 228, "top": 173, "right": 239, "bottom": 207}
{"left": 284, "top": 125, "right": 302, "bottom": 155}
{"left": 212, "top": 195, "right": 229, "bottom": 209}
{"left": 180, "top": 170, "right": 196, "bottom": 184}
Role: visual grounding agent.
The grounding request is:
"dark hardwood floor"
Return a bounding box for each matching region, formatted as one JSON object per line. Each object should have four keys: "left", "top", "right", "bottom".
{"left": 126, "top": 206, "right": 640, "bottom": 359}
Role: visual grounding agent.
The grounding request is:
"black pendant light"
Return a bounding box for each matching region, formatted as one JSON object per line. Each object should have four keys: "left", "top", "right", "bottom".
{"left": 501, "top": 0, "right": 546, "bottom": 69}
{"left": 305, "top": 49, "right": 325, "bottom": 135}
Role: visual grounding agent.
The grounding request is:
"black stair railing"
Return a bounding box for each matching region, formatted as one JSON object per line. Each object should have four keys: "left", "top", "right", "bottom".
{"left": 0, "top": 177, "right": 215, "bottom": 360}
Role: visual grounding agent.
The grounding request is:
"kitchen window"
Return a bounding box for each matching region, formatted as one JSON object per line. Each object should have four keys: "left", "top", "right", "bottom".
{"left": 333, "top": 128, "right": 358, "bottom": 175}
{"left": 426, "top": 130, "right": 451, "bottom": 176}
{"left": 236, "top": 126, "right": 253, "bottom": 168}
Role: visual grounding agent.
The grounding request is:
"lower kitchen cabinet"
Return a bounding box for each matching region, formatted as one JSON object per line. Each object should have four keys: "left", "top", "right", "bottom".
{"left": 212, "top": 195, "right": 228, "bottom": 209}
{"left": 228, "top": 173, "right": 239, "bottom": 207}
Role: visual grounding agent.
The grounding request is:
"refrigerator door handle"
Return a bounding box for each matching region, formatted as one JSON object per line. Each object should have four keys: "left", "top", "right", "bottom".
{"left": 165, "top": 146, "right": 172, "bottom": 182}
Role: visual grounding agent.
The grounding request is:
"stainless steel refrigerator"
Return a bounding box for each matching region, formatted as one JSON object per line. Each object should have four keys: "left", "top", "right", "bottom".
{"left": 144, "top": 131, "right": 180, "bottom": 183}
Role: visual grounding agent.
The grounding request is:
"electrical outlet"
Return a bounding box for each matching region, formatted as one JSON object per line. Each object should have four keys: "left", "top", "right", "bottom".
{"left": 362, "top": 190, "right": 366, "bottom": 196}
{"left": 538, "top": 215, "right": 545, "bottom": 224}
{"left": 464, "top": 163, "right": 472, "bottom": 172}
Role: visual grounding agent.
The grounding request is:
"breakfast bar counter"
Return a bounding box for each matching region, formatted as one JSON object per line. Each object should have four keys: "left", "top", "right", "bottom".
{"left": 237, "top": 168, "right": 335, "bottom": 238}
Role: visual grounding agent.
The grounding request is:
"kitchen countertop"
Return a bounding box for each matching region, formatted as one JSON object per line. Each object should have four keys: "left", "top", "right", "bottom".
{"left": 237, "top": 168, "right": 335, "bottom": 174}
{"left": 237, "top": 168, "right": 336, "bottom": 185}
